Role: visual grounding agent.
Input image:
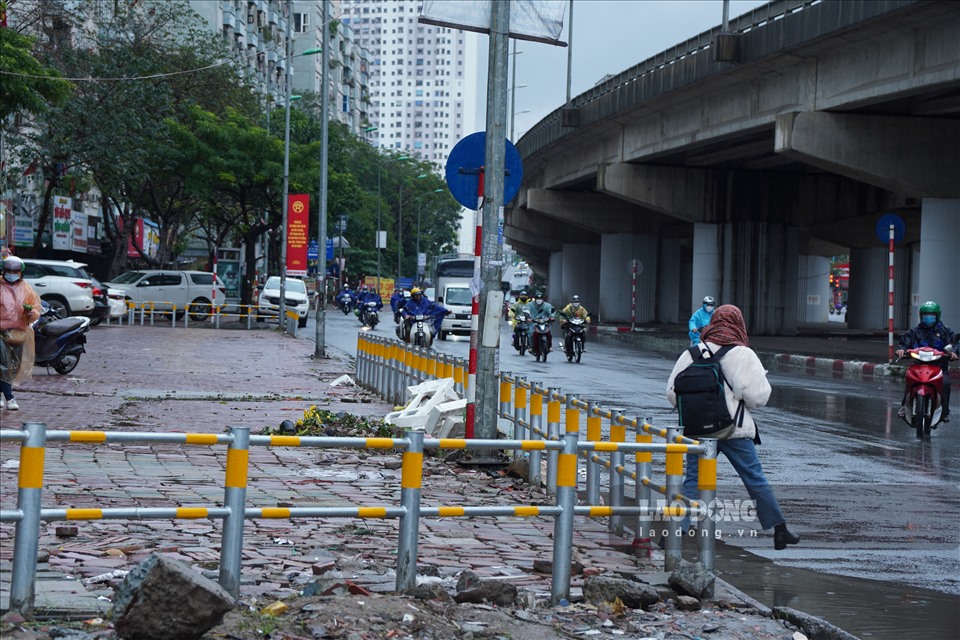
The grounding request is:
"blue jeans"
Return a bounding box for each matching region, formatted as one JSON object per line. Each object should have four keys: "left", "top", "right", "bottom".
{"left": 1, "top": 379, "right": 12, "bottom": 400}
{"left": 682, "top": 437, "right": 786, "bottom": 530}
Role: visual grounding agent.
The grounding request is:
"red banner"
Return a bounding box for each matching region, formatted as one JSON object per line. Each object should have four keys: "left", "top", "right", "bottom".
{"left": 286, "top": 194, "right": 310, "bottom": 276}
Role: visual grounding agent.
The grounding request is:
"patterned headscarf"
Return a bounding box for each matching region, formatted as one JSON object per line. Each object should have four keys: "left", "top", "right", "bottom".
{"left": 699, "top": 304, "right": 749, "bottom": 347}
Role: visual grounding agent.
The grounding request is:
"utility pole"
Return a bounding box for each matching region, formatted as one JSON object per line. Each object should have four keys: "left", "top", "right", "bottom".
{"left": 314, "top": 0, "right": 331, "bottom": 357}
{"left": 474, "top": 1, "right": 510, "bottom": 440}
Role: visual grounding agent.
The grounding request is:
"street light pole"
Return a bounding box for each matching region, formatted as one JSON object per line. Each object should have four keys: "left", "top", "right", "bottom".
{"left": 414, "top": 188, "right": 443, "bottom": 284}
{"left": 397, "top": 174, "right": 427, "bottom": 280}
{"left": 376, "top": 155, "right": 410, "bottom": 291}
{"left": 278, "top": 8, "right": 294, "bottom": 326}
{"left": 314, "top": 0, "right": 331, "bottom": 358}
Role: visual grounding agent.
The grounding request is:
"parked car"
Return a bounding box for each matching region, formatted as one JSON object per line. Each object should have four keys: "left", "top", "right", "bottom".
{"left": 21, "top": 258, "right": 97, "bottom": 318}
{"left": 257, "top": 276, "right": 309, "bottom": 328}
{"left": 88, "top": 276, "right": 127, "bottom": 325}
{"left": 105, "top": 270, "right": 226, "bottom": 321}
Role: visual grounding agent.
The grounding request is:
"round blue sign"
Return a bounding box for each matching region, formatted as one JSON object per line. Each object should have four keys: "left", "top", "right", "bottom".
{"left": 875, "top": 213, "right": 905, "bottom": 244}
{"left": 444, "top": 131, "right": 523, "bottom": 210}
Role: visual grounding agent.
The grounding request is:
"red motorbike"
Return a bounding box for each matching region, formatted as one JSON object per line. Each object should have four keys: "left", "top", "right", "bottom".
{"left": 899, "top": 346, "right": 954, "bottom": 439}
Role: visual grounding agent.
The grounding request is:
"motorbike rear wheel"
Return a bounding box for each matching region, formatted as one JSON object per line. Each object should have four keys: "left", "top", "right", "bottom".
{"left": 53, "top": 352, "right": 80, "bottom": 375}
{"left": 573, "top": 338, "right": 582, "bottom": 363}
{"left": 519, "top": 334, "right": 527, "bottom": 356}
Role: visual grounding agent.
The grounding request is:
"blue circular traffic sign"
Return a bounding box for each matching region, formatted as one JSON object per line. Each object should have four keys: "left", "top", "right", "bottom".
{"left": 444, "top": 131, "right": 523, "bottom": 210}
{"left": 875, "top": 213, "right": 905, "bottom": 244}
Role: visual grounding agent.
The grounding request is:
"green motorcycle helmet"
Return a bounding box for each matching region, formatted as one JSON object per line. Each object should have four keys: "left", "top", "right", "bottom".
{"left": 919, "top": 300, "right": 941, "bottom": 324}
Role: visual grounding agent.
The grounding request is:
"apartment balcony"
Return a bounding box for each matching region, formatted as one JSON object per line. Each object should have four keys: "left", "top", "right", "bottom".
{"left": 342, "top": 67, "right": 355, "bottom": 87}
{"left": 266, "top": 48, "right": 278, "bottom": 65}
{"left": 234, "top": 15, "right": 246, "bottom": 37}
{"left": 268, "top": 9, "right": 278, "bottom": 25}
{"left": 246, "top": 30, "right": 259, "bottom": 49}
{"left": 221, "top": 6, "right": 236, "bottom": 29}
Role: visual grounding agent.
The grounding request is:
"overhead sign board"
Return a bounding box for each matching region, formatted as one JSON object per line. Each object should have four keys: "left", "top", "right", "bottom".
{"left": 444, "top": 131, "right": 523, "bottom": 211}
{"left": 419, "top": 0, "right": 566, "bottom": 45}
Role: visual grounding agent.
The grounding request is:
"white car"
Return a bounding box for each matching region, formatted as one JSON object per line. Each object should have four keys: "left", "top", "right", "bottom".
{"left": 258, "top": 276, "right": 309, "bottom": 328}
{"left": 22, "top": 258, "right": 97, "bottom": 317}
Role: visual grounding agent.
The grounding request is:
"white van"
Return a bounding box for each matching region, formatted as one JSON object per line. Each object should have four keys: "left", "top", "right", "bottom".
{"left": 437, "top": 283, "right": 473, "bottom": 340}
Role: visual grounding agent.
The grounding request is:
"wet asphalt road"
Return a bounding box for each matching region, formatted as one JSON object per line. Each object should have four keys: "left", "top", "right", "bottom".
{"left": 308, "top": 312, "right": 960, "bottom": 638}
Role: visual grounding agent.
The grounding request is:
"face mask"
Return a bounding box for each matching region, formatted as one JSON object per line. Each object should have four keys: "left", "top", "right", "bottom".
{"left": 921, "top": 315, "right": 937, "bottom": 327}
{"left": 705, "top": 305, "right": 715, "bottom": 312}
{"left": 3, "top": 272, "right": 20, "bottom": 283}
{"left": 572, "top": 302, "right": 580, "bottom": 309}
{"left": 535, "top": 299, "right": 543, "bottom": 305}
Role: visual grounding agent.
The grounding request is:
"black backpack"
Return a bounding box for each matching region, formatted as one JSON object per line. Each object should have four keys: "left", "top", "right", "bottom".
{"left": 673, "top": 345, "right": 744, "bottom": 437}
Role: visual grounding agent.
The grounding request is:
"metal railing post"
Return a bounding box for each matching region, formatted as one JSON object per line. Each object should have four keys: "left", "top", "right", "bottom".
{"left": 9, "top": 422, "right": 47, "bottom": 616}
{"left": 184, "top": 303, "right": 189, "bottom": 328}
{"left": 546, "top": 389, "right": 561, "bottom": 496}
{"left": 499, "top": 374, "right": 512, "bottom": 423}
{"left": 396, "top": 430, "right": 424, "bottom": 591}
{"left": 550, "top": 395, "right": 580, "bottom": 604}
{"left": 528, "top": 383, "right": 543, "bottom": 488}
{"left": 697, "top": 439, "right": 718, "bottom": 577}
{"left": 663, "top": 425, "right": 684, "bottom": 571}
{"left": 513, "top": 377, "right": 527, "bottom": 455}
{"left": 218, "top": 426, "right": 250, "bottom": 599}
{"left": 585, "top": 401, "right": 601, "bottom": 506}
{"left": 609, "top": 409, "right": 626, "bottom": 536}
{"left": 634, "top": 417, "right": 654, "bottom": 553}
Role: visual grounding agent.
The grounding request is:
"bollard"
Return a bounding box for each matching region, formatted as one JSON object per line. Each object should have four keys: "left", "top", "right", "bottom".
{"left": 396, "top": 430, "right": 424, "bottom": 591}
{"left": 218, "top": 426, "right": 250, "bottom": 598}
{"left": 663, "top": 425, "right": 684, "bottom": 571}
{"left": 453, "top": 356, "right": 465, "bottom": 397}
{"left": 609, "top": 409, "right": 626, "bottom": 536}
{"left": 171, "top": 304, "right": 177, "bottom": 328}
{"left": 585, "top": 401, "right": 601, "bottom": 506}
{"left": 697, "top": 439, "right": 718, "bottom": 576}
{"left": 528, "top": 383, "right": 543, "bottom": 488}
{"left": 513, "top": 377, "right": 527, "bottom": 453}
{"left": 184, "top": 303, "right": 190, "bottom": 328}
{"left": 546, "top": 388, "right": 561, "bottom": 496}
{"left": 550, "top": 402, "right": 580, "bottom": 604}
{"left": 499, "top": 374, "right": 512, "bottom": 421}
{"left": 634, "top": 418, "right": 654, "bottom": 554}
{"left": 9, "top": 422, "right": 47, "bottom": 616}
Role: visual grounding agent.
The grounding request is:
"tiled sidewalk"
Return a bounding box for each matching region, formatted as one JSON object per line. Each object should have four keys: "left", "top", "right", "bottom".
{"left": 1, "top": 325, "right": 675, "bottom": 616}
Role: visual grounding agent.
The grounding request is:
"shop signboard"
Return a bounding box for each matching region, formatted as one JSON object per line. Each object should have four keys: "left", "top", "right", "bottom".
{"left": 52, "top": 196, "right": 72, "bottom": 250}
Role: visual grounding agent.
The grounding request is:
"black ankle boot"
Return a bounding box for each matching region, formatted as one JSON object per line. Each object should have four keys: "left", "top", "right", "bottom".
{"left": 773, "top": 524, "right": 800, "bottom": 550}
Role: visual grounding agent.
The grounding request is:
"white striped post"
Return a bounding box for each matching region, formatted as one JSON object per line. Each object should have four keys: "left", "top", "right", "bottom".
{"left": 888, "top": 224, "right": 895, "bottom": 363}
{"left": 466, "top": 170, "right": 484, "bottom": 439}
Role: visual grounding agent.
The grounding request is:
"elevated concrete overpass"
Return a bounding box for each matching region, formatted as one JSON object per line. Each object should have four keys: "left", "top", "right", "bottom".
{"left": 507, "top": 0, "right": 960, "bottom": 334}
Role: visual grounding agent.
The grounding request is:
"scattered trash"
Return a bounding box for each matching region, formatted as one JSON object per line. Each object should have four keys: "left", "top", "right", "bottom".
{"left": 330, "top": 374, "right": 356, "bottom": 387}
{"left": 2, "top": 459, "right": 19, "bottom": 469}
{"left": 260, "top": 601, "right": 288, "bottom": 616}
{"left": 402, "top": 613, "right": 415, "bottom": 623}
{"left": 82, "top": 569, "right": 129, "bottom": 585}
{"left": 273, "top": 538, "right": 294, "bottom": 545}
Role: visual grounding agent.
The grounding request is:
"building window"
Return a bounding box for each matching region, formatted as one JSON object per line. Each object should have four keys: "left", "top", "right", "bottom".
{"left": 294, "top": 12, "right": 310, "bottom": 33}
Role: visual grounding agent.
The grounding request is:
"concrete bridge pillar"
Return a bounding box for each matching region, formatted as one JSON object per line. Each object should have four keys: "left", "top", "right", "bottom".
{"left": 548, "top": 252, "right": 563, "bottom": 302}
{"left": 918, "top": 198, "right": 960, "bottom": 329}
{"left": 847, "top": 245, "right": 911, "bottom": 331}
{"left": 597, "top": 233, "right": 657, "bottom": 324}
{"left": 716, "top": 222, "right": 799, "bottom": 336}
{"left": 692, "top": 223, "right": 721, "bottom": 317}
{"left": 658, "top": 237, "right": 683, "bottom": 324}
{"left": 560, "top": 244, "right": 601, "bottom": 316}
{"left": 798, "top": 255, "right": 832, "bottom": 323}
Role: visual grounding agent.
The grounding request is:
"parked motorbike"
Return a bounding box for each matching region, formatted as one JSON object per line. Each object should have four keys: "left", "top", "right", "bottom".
{"left": 360, "top": 301, "right": 380, "bottom": 329}
{"left": 564, "top": 317, "right": 587, "bottom": 363}
{"left": 899, "top": 345, "right": 954, "bottom": 439}
{"left": 530, "top": 315, "right": 554, "bottom": 362}
{"left": 32, "top": 302, "right": 91, "bottom": 375}
{"left": 339, "top": 294, "right": 354, "bottom": 315}
{"left": 404, "top": 314, "right": 434, "bottom": 348}
{"left": 513, "top": 312, "right": 531, "bottom": 356}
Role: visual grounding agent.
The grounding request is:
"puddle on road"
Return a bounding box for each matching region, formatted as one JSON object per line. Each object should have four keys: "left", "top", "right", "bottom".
{"left": 712, "top": 540, "right": 959, "bottom": 639}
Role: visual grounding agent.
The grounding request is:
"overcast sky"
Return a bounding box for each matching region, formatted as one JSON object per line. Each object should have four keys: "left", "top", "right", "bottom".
{"left": 468, "top": 0, "right": 768, "bottom": 138}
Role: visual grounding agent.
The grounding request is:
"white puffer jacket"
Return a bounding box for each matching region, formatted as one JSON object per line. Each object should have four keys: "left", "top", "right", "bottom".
{"left": 666, "top": 341, "right": 771, "bottom": 440}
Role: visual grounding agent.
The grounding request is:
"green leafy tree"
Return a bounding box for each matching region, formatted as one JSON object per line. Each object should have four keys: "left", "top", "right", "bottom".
{"left": 0, "top": 27, "right": 72, "bottom": 120}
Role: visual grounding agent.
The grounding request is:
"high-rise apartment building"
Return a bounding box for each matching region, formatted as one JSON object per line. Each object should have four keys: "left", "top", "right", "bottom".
{"left": 191, "top": 0, "right": 373, "bottom": 135}
{"left": 342, "top": 0, "right": 472, "bottom": 164}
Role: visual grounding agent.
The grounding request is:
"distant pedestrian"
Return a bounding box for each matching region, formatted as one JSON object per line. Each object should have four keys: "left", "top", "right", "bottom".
{"left": 1, "top": 255, "right": 42, "bottom": 411}
{"left": 687, "top": 295, "right": 715, "bottom": 345}
{"left": 667, "top": 304, "right": 800, "bottom": 550}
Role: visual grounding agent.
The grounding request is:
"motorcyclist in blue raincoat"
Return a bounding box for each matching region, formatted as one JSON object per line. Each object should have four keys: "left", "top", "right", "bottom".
{"left": 688, "top": 296, "right": 715, "bottom": 345}
{"left": 401, "top": 287, "right": 449, "bottom": 337}
{"left": 390, "top": 287, "right": 408, "bottom": 323}
{"left": 335, "top": 284, "right": 355, "bottom": 311}
{"left": 359, "top": 286, "right": 384, "bottom": 311}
